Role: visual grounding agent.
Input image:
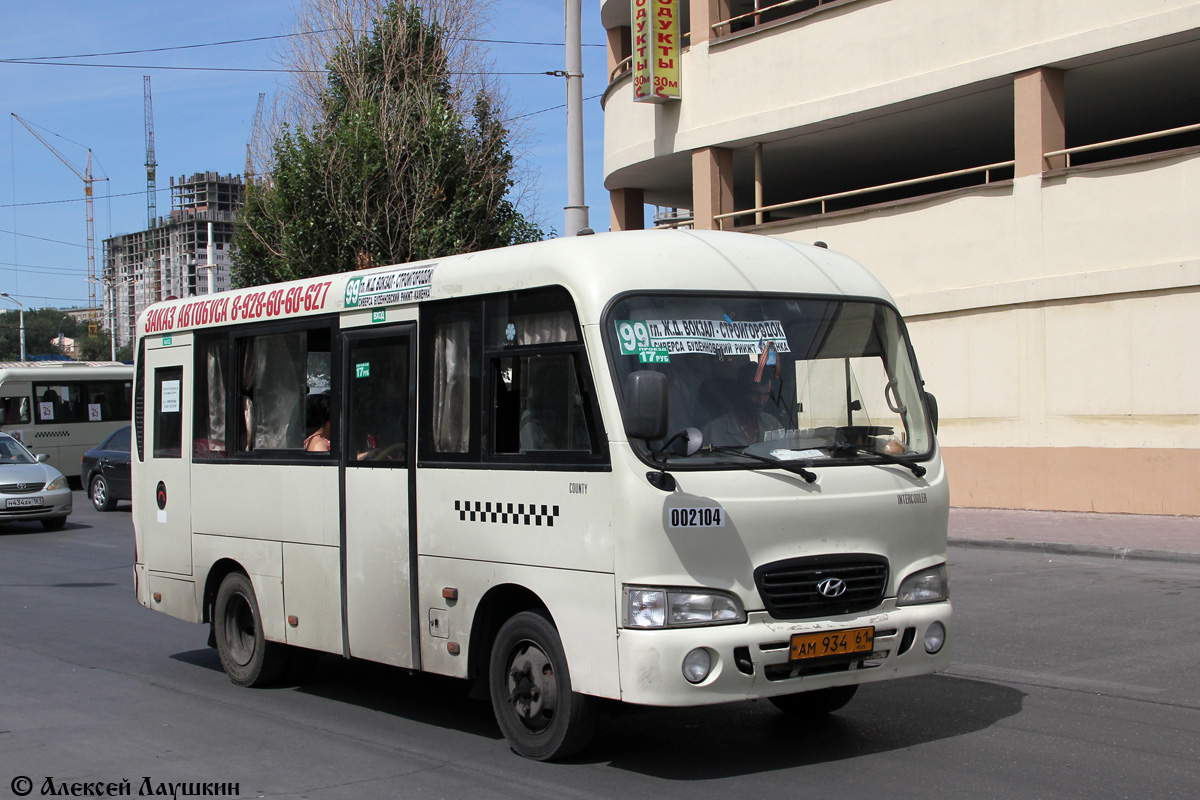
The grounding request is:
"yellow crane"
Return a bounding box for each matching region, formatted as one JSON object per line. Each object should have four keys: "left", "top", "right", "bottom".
{"left": 11, "top": 113, "right": 107, "bottom": 334}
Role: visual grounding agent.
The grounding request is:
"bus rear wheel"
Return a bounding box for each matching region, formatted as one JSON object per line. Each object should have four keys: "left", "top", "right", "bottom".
{"left": 214, "top": 572, "right": 288, "bottom": 687}
{"left": 768, "top": 684, "right": 859, "bottom": 715}
{"left": 489, "top": 610, "right": 596, "bottom": 761}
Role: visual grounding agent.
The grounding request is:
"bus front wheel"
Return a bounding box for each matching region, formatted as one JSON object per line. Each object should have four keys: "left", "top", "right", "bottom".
{"left": 214, "top": 572, "right": 288, "bottom": 687}
{"left": 768, "top": 684, "right": 859, "bottom": 715}
{"left": 489, "top": 610, "right": 596, "bottom": 761}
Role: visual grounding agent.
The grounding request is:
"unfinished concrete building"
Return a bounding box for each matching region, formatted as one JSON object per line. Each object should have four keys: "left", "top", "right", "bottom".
{"left": 103, "top": 172, "right": 243, "bottom": 348}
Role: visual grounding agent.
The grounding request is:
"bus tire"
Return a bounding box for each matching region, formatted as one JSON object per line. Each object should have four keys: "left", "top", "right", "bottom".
{"left": 489, "top": 610, "right": 596, "bottom": 761}
{"left": 214, "top": 572, "right": 288, "bottom": 687}
{"left": 90, "top": 474, "right": 116, "bottom": 512}
{"left": 768, "top": 684, "right": 859, "bottom": 715}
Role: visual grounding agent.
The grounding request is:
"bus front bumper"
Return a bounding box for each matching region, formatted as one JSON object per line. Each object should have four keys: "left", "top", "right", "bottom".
{"left": 616, "top": 600, "right": 952, "bottom": 706}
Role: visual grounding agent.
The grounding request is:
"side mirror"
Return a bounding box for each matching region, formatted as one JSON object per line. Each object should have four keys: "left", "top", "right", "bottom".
{"left": 622, "top": 370, "right": 669, "bottom": 442}
{"left": 925, "top": 392, "right": 939, "bottom": 434}
{"left": 36, "top": 453, "right": 49, "bottom": 462}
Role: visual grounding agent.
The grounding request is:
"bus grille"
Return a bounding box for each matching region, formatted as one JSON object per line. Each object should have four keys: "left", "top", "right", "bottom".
{"left": 0, "top": 482, "right": 46, "bottom": 494}
{"left": 754, "top": 555, "right": 889, "bottom": 620}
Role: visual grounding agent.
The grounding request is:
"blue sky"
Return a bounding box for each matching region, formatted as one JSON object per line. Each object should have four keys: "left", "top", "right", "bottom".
{"left": 0, "top": 0, "right": 610, "bottom": 311}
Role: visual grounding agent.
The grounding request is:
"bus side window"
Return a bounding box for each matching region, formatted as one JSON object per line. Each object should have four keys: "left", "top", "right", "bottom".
{"left": 193, "top": 335, "right": 229, "bottom": 458}
{"left": 153, "top": 367, "right": 183, "bottom": 458}
{"left": 232, "top": 325, "right": 333, "bottom": 454}
{"left": 0, "top": 396, "right": 30, "bottom": 424}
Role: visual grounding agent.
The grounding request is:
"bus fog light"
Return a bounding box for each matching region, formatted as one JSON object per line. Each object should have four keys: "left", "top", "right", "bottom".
{"left": 682, "top": 648, "right": 712, "bottom": 683}
{"left": 924, "top": 621, "right": 946, "bottom": 654}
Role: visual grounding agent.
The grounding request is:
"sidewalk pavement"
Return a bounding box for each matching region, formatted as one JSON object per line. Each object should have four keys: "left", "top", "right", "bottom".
{"left": 948, "top": 507, "right": 1200, "bottom": 564}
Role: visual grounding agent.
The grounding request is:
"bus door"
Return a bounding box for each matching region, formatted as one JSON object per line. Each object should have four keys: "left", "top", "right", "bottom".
{"left": 140, "top": 339, "right": 193, "bottom": 577}
{"left": 340, "top": 325, "right": 418, "bottom": 668}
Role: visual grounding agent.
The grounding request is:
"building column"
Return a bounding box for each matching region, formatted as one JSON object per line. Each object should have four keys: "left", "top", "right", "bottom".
{"left": 1014, "top": 67, "right": 1066, "bottom": 177}
{"left": 690, "top": 0, "right": 731, "bottom": 46}
{"left": 610, "top": 187, "right": 645, "bottom": 231}
{"left": 692, "top": 147, "right": 734, "bottom": 230}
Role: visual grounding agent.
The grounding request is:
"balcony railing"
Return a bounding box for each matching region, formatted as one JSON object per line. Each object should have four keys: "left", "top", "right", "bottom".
{"left": 714, "top": 160, "right": 1015, "bottom": 228}
{"left": 713, "top": 0, "right": 849, "bottom": 37}
{"left": 1044, "top": 122, "right": 1200, "bottom": 168}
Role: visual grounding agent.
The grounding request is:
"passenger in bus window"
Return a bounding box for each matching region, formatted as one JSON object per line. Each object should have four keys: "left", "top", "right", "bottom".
{"left": 701, "top": 362, "right": 783, "bottom": 447}
{"left": 304, "top": 393, "right": 331, "bottom": 452}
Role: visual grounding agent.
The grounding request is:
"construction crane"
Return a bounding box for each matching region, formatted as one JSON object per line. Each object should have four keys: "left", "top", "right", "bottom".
{"left": 245, "top": 92, "right": 265, "bottom": 183}
{"left": 144, "top": 76, "right": 160, "bottom": 305}
{"left": 11, "top": 113, "right": 107, "bottom": 333}
{"left": 144, "top": 76, "right": 157, "bottom": 228}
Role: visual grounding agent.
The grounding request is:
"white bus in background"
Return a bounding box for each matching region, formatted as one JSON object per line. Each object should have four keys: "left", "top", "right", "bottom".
{"left": 132, "top": 230, "right": 951, "bottom": 761}
{"left": 0, "top": 362, "right": 134, "bottom": 480}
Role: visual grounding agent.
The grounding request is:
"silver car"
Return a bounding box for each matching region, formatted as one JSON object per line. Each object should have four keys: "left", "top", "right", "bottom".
{"left": 0, "top": 432, "right": 72, "bottom": 530}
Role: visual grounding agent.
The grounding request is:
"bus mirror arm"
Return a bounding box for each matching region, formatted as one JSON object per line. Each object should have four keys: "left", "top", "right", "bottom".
{"left": 645, "top": 427, "right": 703, "bottom": 492}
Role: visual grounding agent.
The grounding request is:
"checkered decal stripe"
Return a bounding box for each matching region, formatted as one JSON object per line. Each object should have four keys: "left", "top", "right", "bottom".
{"left": 455, "top": 500, "right": 560, "bottom": 527}
{"left": 34, "top": 430, "right": 70, "bottom": 438}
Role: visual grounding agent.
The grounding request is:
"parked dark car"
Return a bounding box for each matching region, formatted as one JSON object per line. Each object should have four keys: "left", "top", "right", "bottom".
{"left": 81, "top": 425, "right": 132, "bottom": 511}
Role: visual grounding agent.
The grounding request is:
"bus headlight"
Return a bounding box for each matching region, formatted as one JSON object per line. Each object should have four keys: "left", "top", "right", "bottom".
{"left": 46, "top": 475, "right": 69, "bottom": 491}
{"left": 624, "top": 587, "right": 746, "bottom": 628}
{"left": 896, "top": 564, "right": 949, "bottom": 606}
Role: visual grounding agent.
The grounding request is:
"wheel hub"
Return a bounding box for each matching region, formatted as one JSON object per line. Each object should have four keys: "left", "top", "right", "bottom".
{"left": 506, "top": 642, "right": 557, "bottom": 732}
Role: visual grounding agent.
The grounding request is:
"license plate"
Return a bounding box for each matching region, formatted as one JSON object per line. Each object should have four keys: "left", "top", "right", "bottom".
{"left": 6, "top": 497, "right": 44, "bottom": 508}
{"left": 789, "top": 626, "right": 875, "bottom": 661}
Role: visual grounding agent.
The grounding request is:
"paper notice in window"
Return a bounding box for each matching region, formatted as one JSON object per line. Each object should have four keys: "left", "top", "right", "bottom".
{"left": 161, "top": 380, "right": 181, "bottom": 413}
{"left": 88, "top": 403, "right": 102, "bottom": 421}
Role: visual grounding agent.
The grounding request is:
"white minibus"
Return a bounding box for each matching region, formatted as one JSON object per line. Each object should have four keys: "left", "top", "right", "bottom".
{"left": 132, "top": 230, "right": 951, "bottom": 760}
{"left": 0, "top": 362, "right": 133, "bottom": 479}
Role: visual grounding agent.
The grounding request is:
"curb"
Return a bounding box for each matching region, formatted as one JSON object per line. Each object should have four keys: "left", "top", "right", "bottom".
{"left": 948, "top": 537, "right": 1200, "bottom": 565}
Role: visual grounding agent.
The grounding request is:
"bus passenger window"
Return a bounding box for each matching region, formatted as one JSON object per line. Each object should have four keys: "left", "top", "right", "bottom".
{"left": 153, "top": 367, "right": 183, "bottom": 458}
{"left": 0, "top": 396, "right": 30, "bottom": 425}
{"left": 193, "top": 336, "right": 228, "bottom": 458}
{"left": 493, "top": 354, "right": 591, "bottom": 453}
{"left": 234, "top": 326, "right": 333, "bottom": 453}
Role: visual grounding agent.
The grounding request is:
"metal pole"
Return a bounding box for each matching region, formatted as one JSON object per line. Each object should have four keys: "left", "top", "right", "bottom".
{"left": 564, "top": 0, "right": 589, "bottom": 236}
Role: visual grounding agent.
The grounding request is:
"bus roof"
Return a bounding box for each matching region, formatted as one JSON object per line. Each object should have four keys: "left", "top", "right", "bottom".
{"left": 0, "top": 362, "right": 132, "bottom": 382}
{"left": 135, "top": 230, "right": 895, "bottom": 339}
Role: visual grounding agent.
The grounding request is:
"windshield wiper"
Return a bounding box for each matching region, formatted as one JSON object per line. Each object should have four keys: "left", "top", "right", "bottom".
{"left": 705, "top": 446, "right": 817, "bottom": 483}
{"left": 831, "top": 442, "right": 926, "bottom": 478}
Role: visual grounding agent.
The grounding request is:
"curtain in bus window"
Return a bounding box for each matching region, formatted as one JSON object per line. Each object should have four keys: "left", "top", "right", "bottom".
{"left": 508, "top": 311, "right": 575, "bottom": 345}
{"left": 251, "top": 333, "right": 305, "bottom": 450}
{"left": 432, "top": 320, "right": 470, "bottom": 453}
{"left": 199, "top": 340, "right": 227, "bottom": 456}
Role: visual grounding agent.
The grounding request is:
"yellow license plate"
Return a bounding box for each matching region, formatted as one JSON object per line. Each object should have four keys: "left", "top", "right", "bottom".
{"left": 789, "top": 626, "right": 875, "bottom": 661}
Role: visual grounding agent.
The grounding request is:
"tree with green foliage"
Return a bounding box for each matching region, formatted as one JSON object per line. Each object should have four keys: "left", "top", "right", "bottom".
{"left": 232, "top": 0, "right": 543, "bottom": 288}
{"left": 0, "top": 309, "right": 113, "bottom": 362}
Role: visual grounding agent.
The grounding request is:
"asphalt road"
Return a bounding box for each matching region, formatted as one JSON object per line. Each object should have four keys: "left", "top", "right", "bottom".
{"left": 2, "top": 494, "right": 1198, "bottom": 799}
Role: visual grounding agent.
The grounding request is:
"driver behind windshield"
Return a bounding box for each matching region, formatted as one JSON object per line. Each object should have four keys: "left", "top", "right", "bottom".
{"left": 701, "top": 361, "right": 784, "bottom": 447}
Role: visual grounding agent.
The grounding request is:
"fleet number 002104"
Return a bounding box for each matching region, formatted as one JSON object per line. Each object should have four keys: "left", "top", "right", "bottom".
{"left": 668, "top": 507, "right": 724, "bottom": 528}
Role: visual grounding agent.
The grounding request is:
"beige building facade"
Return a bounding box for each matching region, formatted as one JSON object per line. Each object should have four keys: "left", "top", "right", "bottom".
{"left": 601, "top": 0, "right": 1200, "bottom": 514}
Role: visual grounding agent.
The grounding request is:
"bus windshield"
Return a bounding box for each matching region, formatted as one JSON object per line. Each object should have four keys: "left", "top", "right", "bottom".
{"left": 606, "top": 294, "right": 932, "bottom": 468}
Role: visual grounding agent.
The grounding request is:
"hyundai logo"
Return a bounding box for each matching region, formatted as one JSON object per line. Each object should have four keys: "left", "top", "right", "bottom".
{"left": 817, "top": 578, "right": 847, "bottom": 598}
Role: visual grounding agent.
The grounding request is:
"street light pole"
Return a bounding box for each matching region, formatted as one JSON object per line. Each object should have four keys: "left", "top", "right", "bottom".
{"left": 0, "top": 293, "right": 25, "bottom": 361}
{"left": 563, "top": 0, "right": 589, "bottom": 236}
